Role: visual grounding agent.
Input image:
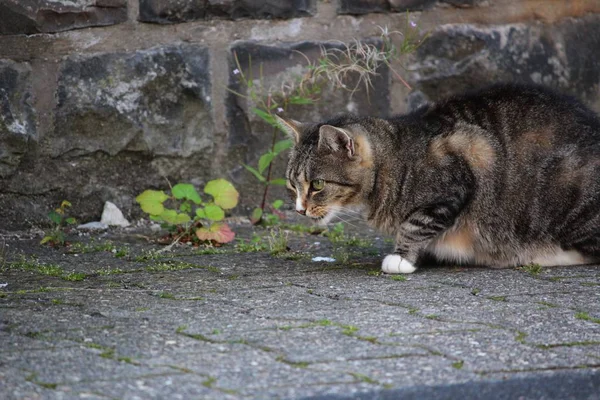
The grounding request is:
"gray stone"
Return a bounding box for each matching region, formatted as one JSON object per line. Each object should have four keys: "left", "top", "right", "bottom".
{"left": 0, "top": 0, "right": 128, "bottom": 35}
{"left": 405, "top": 15, "right": 600, "bottom": 111}
{"left": 100, "top": 201, "right": 130, "bottom": 227}
{"left": 0, "top": 60, "right": 35, "bottom": 179}
{"left": 139, "top": 0, "right": 316, "bottom": 24}
{"left": 52, "top": 44, "right": 213, "bottom": 159}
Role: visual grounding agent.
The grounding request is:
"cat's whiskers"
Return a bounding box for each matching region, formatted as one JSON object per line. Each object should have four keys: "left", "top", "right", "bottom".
{"left": 331, "top": 213, "right": 361, "bottom": 230}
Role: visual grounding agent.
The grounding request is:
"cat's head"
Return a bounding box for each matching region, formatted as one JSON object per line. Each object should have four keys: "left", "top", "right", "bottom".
{"left": 277, "top": 115, "right": 375, "bottom": 224}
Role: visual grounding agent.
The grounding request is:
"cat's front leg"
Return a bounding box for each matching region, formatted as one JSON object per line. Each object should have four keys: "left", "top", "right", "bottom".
{"left": 381, "top": 233, "right": 419, "bottom": 274}
{"left": 381, "top": 204, "right": 461, "bottom": 274}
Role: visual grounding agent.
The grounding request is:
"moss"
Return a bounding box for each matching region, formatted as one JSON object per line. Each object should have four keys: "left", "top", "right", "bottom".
{"left": 341, "top": 324, "right": 359, "bottom": 335}
{"left": 356, "top": 335, "right": 378, "bottom": 344}
{"left": 471, "top": 288, "right": 481, "bottom": 295}
{"left": 25, "top": 374, "right": 58, "bottom": 390}
{"left": 145, "top": 261, "right": 200, "bottom": 272}
{"left": 488, "top": 296, "right": 507, "bottom": 302}
{"left": 37, "top": 264, "right": 64, "bottom": 277}
{"left": 135, "top": 307, "right": 149, "bottom": 312}
{"left": 276, "top": 356, "right": 309, "bottom": 368}
{"left": 575, "top": 312, "right": 600, "bottom": 324}
{"left": 537, "top": 340, "right": 600, "bottom": 349}
{"left": 158, "top": 292, "right": 176, "bottom": 299}
{"left": 536, "top": 301, "right": 557, "bottom": 308}
{"left": 425, "top": 314, "right": 441, "bottom": 320}
{"left": 368, "top": 270, "right": 381, "bottom": 276}
{"left": 390, "top": 275, "right": 407, "bottom": 282}
{"left": 202, "top": 376, "right": 217, "bottom": 388}
{"left": 62, "top": 272, "right": 87, "bottom": 282}
{"left": 349, "top": 372, "right": 379, "bottom": 384}
{"left": 515, "top": 331, "right": 528, "bottom": 344}
{"left": 51, "top": 299, "right": 64, "bottom": 305}
{"left": 451, "top": 360, "right": 464, "bottom": 369}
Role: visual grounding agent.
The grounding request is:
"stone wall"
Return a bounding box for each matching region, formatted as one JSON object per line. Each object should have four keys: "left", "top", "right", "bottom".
{"left": 1, "top": 0, "right": 599, "bottom": 230}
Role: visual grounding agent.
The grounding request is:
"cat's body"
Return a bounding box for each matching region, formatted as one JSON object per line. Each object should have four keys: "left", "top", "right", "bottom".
{"left": 279, "top": 84, "right": 600, "bottom": 273}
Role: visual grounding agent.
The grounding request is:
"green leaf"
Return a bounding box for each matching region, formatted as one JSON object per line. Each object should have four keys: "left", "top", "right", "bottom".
{"left": 172, "top": 183, "right": 202, "bottom": 204}
{"left": 289, "top": 96, "right": 313, "bottom": 105}
{"left": 40, "top": 236, "right": 53, "bottom": 245}
{"left": 48, "top": 211, "right": 62, "bottom": 225}
{"left": 251, "top": 108, "right": 276, "bottom": 126}
{"left": 180, "top": 201, "right": 192, "bottom": 213}
{"left": 195, "top": 223, "right": 236, "bottom": 244}
{"left": 269, "top": 178, "right": 287, "bottom": 186}
{"left": 195, "top": 208, "right": 206, "bottom": 219}
{"left": 258, "top": 152, "right": 275, "bottom": 174}
{"left": 273, "top": 139, "right": 293, "bottom": 155}
{"left": 136, "top": 190, "right": 169, "bottom": 216}
{"left": 60, "top": 200, "right": 72, "bottom": 208}
{"left": 204, "top": 205, "right": 225, "bottom": 222}
{"left": 243, "top": 164, "right": 266, "bottom": 182}
{"left": 272, "top": 199, "right": 284, "bottom": 210}
{"left": 250, "top": 207, "right": 263, "bottom": 225}
{"left": 204, "top": 179, "right": 239, "bottom": 210}
{"left": 159, "top": 209, "right": 191, "bottom": 225}
{"left": 65, "top": 217, "right": 77, "bottom": 225}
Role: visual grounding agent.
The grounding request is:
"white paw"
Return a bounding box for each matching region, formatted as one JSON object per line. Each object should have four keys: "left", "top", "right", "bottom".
{"left": 381, "top": 254, "right": 416, "bottom": 274}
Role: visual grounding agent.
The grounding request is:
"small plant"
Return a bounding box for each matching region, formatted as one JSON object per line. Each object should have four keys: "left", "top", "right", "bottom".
{"left": 41, "top": 200, "right": 77, "bottom": 246}
{"left": 520, "top": 263, "right": 543, "bottom": 275}
{"left": 136, "top": 180, "right": 239, "bottom": 245}
{"left": 268, "top": 229, "right": 289, "bottom": 255}
{"left": 451, "top": 360, "right": 464, "bottom": 370}
{"left": 235, "top": 233, "right": 269, "bottom": 252}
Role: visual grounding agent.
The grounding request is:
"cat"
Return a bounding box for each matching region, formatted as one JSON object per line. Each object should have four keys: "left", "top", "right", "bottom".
{"left": 277, "top": 83, "right": 600, "bottom": 274}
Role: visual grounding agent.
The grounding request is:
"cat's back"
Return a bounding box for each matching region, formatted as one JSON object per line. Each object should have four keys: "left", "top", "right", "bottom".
{"left": 426, "top": 83, "right": 600, "bottom": 146}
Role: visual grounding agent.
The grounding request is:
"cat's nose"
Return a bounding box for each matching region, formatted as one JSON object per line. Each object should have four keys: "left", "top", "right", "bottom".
{"left": 296, "top": 209, "right": 306, "bottom": 215}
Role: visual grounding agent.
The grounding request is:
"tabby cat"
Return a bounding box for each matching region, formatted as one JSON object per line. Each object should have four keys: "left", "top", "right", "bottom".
{"left": 278, "top": 84, "right": 600, "bottom": 274}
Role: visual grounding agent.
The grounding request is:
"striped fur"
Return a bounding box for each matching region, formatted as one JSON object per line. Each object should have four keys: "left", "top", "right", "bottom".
{"left": 283, "top": 84, "right": 600, "bottom": 273}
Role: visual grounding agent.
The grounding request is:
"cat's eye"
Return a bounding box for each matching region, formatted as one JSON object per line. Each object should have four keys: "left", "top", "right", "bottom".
{"left": 310, "top": 179, "right": 325, "bottom": 191}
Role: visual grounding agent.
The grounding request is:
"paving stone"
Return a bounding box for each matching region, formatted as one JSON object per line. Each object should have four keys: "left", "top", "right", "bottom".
{"left": 2, "top": 222, "right": 600, "bottom": 398}
{"left": 0, "top": 0, "right": 127, "bottom": 35}
{"left": 3, "top": 347, "right": 174, "bottom": 385}
{"left": 66, "top": 373, "right": 237, "bottom": 400}
{"left": 139, "top": 0, "right": 316, "bottom": 24}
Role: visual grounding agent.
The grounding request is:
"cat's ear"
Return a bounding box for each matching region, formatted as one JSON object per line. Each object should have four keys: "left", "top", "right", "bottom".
{"left": 275, "top": 115, "right": 304, "bottom": 144}
{"left": 318, "top": 125, "right": 355, "bottom": 157}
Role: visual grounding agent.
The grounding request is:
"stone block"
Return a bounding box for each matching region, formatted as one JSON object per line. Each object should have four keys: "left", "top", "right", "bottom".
{"left": 139, "top": 0, "right": 316, "bottom": 24}
{"left": 52, "top": 44, "right": 213, "bottom": 158}
{"left": 404, "top": 15, "right": 600, "bottom": 111}
{"left": 226, "top": 40, "right": 390, "bottom": 203}
{"left": 339, "top": 0, "right": 483, "bottom": 14}
{"left": 0, "top": 0, "right": 127, "bottom": 35}
{"left": 0, "top": 60, "right": 36, "bottom": 179}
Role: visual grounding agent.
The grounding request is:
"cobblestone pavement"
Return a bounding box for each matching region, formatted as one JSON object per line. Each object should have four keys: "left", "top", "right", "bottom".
{"left": 1, "top": 221, "right": 599, "bottom": 399}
